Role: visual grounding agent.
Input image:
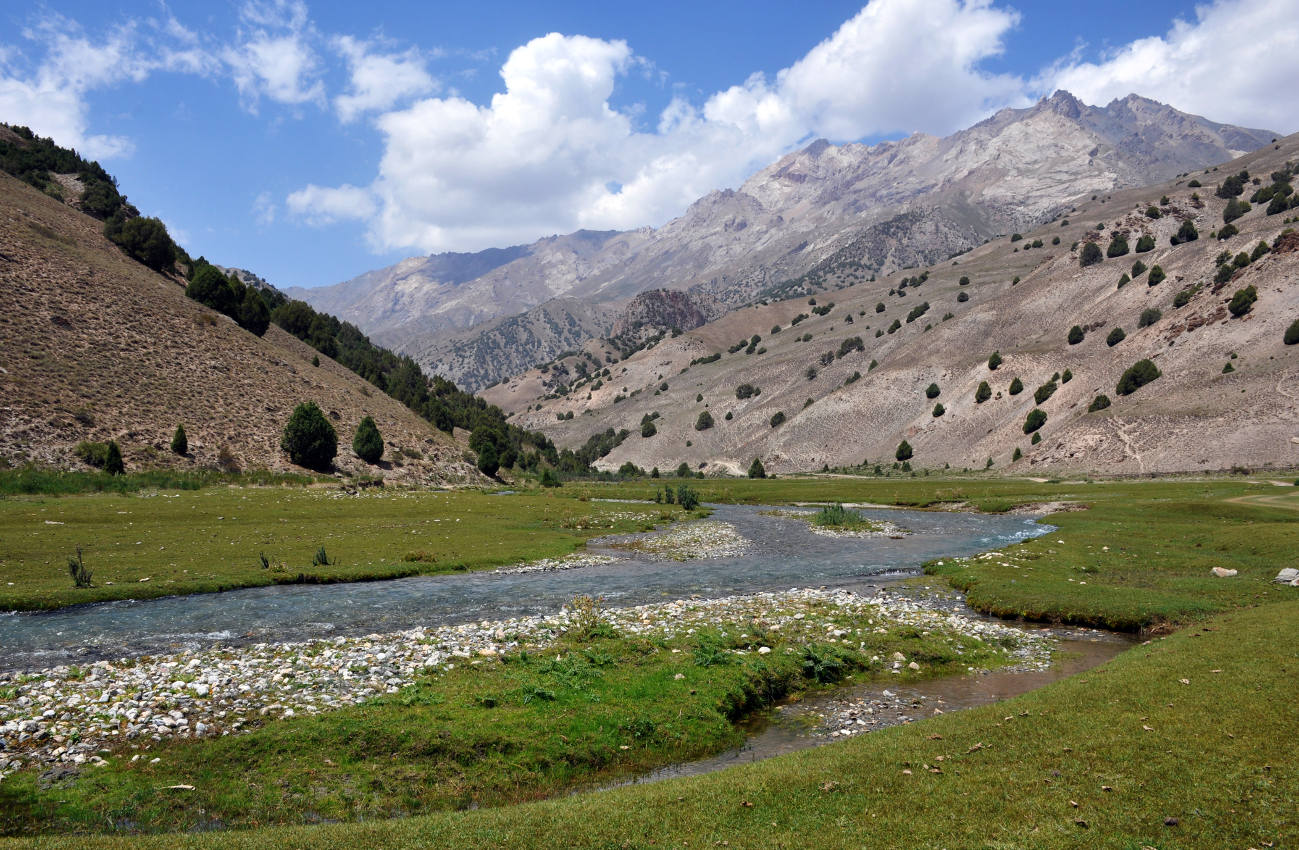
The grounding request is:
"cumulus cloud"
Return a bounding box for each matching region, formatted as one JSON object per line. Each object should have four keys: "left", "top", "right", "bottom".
{"left": 221, "top": 0, "right": 325, "bottom": 110}
{"left": 285, "top": 183, "right": 377, "bottom": 225}
{"left": 1041, "top": 0, "right": 1299, "bottom": 134}
{"left": 303, "top": 0, "right": 1031, "bottom": 254}
{"left": 333, "top": 36, "right": 436, "bottom": 123}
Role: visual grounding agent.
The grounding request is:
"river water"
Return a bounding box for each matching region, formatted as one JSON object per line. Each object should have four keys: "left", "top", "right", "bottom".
{"left": 0, "top": 503, "right": 1048, "bottom": 672}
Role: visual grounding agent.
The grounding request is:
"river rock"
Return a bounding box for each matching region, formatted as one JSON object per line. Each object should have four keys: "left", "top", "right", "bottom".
{"left": 1274, "top": 568, "right": 1299, "bottom": 585}
{"left": 1210, "top": 567, "right": 1237, "bottom": 578}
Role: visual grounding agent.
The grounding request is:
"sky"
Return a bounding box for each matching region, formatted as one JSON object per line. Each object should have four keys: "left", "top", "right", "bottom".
{"left": 2, "top": 0, "right": 1298, "bottom": 291}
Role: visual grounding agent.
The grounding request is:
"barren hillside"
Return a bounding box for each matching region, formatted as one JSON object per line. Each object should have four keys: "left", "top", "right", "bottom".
{"left": 485, "top": 134, "right": 1299, "bottom": 476}
{"left": 0, "top": 172, "right": 484, "bottom": 485}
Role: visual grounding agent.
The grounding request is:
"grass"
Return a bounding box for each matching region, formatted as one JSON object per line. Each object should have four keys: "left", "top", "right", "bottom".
{"left": 0, "top": 488, "right": 677, "bottom": 611}
{"left": 4, "top": 601, "right": 1294, "bottom": 849}
{"left": 0, "top": 598, "right": 1015, "bottom": 836}
{"left": 811, "top": 503, "right": 885, "bottom": 532}
{"left": 0, "top": 467, "right": 317, "bottom": 497}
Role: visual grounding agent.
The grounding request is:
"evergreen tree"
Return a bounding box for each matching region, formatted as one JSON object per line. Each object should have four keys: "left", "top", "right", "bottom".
{"left": 104, "top": 440, "right": 125, "bottom": 475}
{"left": 975, "top": 381, "right": 991, "bottom": 403}
{"left": 352, "top": 416, "right": 383, "bottom": 464}
{"left": 895, "top": 440, "right": 913, "bottom": 461}
{"left": 170, "top": 424, "right": 187, "bottom": 455}
{"left": 281, "top": 401, "right": 337, "bottom": 471}
{"left": 476, "top": 442, "right": 500, "bottom": 477}
{"left": 747, "top": 457, "right": 767, "bottom": 479}
{"left": 237, "top": 287, "right": 271, "bottom": 336}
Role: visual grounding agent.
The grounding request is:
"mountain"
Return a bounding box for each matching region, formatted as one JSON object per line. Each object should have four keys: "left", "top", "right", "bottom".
{"left": 294, "top": 92, "right": 1277, "bottom": 390}
{"left": 0, "top": 168, "right": 483, "bottom": 485}
{"left": 482, "top": 133, "right": 1299, "bottom": 476}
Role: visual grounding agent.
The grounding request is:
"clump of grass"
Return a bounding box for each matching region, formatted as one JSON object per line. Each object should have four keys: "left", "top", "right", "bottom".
{"left": 564, "top": 594, "right": 618, "bottom": 641}
{"left": 813, "top": 503, "right": 864, "bottom": 527}
{"left": 311, "top": 546, "right": 330, "bottom": 567}
{"left": 66, "top": 546, "right": 92, "bottom": 588}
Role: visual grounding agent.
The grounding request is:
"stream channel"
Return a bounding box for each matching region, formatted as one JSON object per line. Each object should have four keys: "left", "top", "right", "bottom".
{"left": 0, "top": 502, "right": 1133, "bottom": 779}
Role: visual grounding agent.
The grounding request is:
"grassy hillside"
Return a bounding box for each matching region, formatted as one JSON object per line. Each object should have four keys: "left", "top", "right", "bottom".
{"left": 0, "top": 170, "right": 481, "bottom": 484}
{"left": 489, "top": 133, "right": 1299, "bottom": 477}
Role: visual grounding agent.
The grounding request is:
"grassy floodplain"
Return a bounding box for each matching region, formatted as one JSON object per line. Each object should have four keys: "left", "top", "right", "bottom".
{"left": 1, "top": 472, "right": 1298, "bottom": 848}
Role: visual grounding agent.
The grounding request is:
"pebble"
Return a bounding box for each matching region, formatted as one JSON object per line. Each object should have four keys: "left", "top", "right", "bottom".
{"left": 0, "top": 587, "right": 1049, "bottom": 782}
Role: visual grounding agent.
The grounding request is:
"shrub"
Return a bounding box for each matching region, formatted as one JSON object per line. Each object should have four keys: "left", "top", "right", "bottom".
{"left": 1138, "top": 307, "right": 1162, "bottom": 328}
{"left": 735, "top": 383, "right": 760, "bottom": 400}
{"left": 1107, "top": 235, "right": 1129, "bottom": 257}
{"left": 1170, "top": 220, "right": 1199, "bottom": 245}
{"left": 1285, "top": 318, "right": 1299, "bottom": 345}
{"left": 1145, "top": 206, "right": 1162, "bottom": 219}
{"left": 72, "top": 441, "right": 113, "bottom": 469}
{"left": 837, "top": 336, "right": 864, "bottom": 358}
{"left": 1222, "top": 199, "right": 1251, "bottom": 223}
{"left": 1134, "top": 235, "right": 1155, "bottom": 253}
{"left": 1116, "top": 359, "right": 1161, "bottom": 395}
{"left": 1131, "top": 260, "right": 1147, "bottom": 277}
{"left": 1217, "top": 223, "right": 1239, "bottom": 240}
{"left": 1228, "top": 285, "right": 1257, "bottom": 317}
{"left": 747, "top": 457, "right": 767, "bottom": 479}
{"left": 975, "top": 381, "right": 991, "bottom": 403}
{"left": 959, "top": 276, "right": 970, "bottom": 286}
{"left": 281, "top": 401, "right": 337, "bottom": 471}
{"left": 352, "top": 416, "right": 383, "bottom": 464}
{"left": 676, "top": 462, "right": 691, "bottom": 478}
{"left": 312, "top": 546, "right": 330, "bottom": 567}
{"left": 1251, "top": 240, "right": 1271, "bottom": 261}
{"left": 476, "top": 442, "right": 499, "bottom": 477}
{"left": 1023, "top": 408, "right": 1047, "bottom": 434}
{"left": 641, "top": 420, "right": 657, "bottom": 438}
{"left": 170, "top": 424, "right": 187, "bottom": 455}
{"left": 895, "top": 440, "right": 913, "bottom": 461}
{"left": 1188, "top": 179, "right": 1202, "bottom": 188}
{"left": 887, "top": 319, "right": 901, "bottom": 333}
{"left": 1079, "top": 242, "right": 1103, "bottom": 266}
{"left": 1011, "top": 233, "right": 1023, "bottom": 242}
{"left": 876, "top": 302, "right": 886, "bottom": 312}
{"left": 1117, "top": 273, "right": 1130, "bottom": 289}
{"left": 1012, "top": 447, "right": 1022, "bottom": 461}
{"left": 1107, "top": 327, "right": 1126, "bottom": 346}
{"left": 1147, "top": 265, "right": 1166, "bottom": 285}
{"left": 925, "top": 382, "right": 940, "bottom": 399}
{"left": 770, "top": 411, "right": 786, "bottom": 428}
{"left": 67, "top": 547, "right": 93, "bottom": 588}
{"left": 906, "top": 301, "right": 930, "bottom": 323}
{"left": 1067, "top": 325, "right": 1084, "bottom": 345}
{"left": 676, "top": 485, "right": 700, "bottom": 510}
{"left": 957, "top": 291, "right": 969, "bottom": 302}
{"left": 1088, "top": 394, "right": 1111, "bottom": 412}
{"left": 539, "top": 467, "right": 562, "bottom": 488}
{"left": 1173, "top": 288, "right": 1195, "bottom": 308}
{"left": 1216, "top": 172, "right": 1247, "bottom": 198}
{"left": 1034, "top": 381, "right": 1057, "bottom": 404}
{"left": 988, "top": 351, "right": 1003, "bottom": 370}
{"left": 932, "top": 402, "right": 945, "bottom": 417}
{"left": 694, "top": 410, "right": 714, "bottom": 431}
{"left": 1223, "top": 362, "right": 1235, "bottom": 374}
{"left": 1008, "top": 377, "right": 1023, "bottom": 395}
{"left": 1062, "top": 369, "right": 1072, "bottom": 383}
{"left": 1214, "top": 263, "right": 1236, "bottom": 285}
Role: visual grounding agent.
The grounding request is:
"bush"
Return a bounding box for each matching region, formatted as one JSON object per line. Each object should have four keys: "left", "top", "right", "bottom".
{"left": 1251, "top": 240, "right": 1271, "bottom": 261}
{"left": 1285, "top": 318, "right": 1299, "bottom": 345}
{"left": 1188, "top": 179, "right": 1201, "bottom": 188}
{"left": 67, "top": 547, "right": 93, "bottom": 588}
{"left": 1145, "top": 206, "right": 1162, "bottom": 219}
{"left": 1023, "top": 408, "right": 1047, "bottom": 434}
{"left": 1170, "top": 220, "right": 1199, "bottom": 245}
{"left": 170, "top": 424, "right": 187, "bottom": 455}
{"left": 1008, "top": 377, "right": 1023, "bottom": 395}
{"left": 1131, "top": 260, "right": 1147, "bottom": 277}
{"left": 925, "top": 382, "right": 940, "bottom": 399}
{"left": 959, "top": 276, "right": 970, "bottom": 286}
{"left": 1135, "top": 234, "right": 1155, "bottom": 253}
{"left": 975, "top": 381, "right": 991, "bottom": 403}
{"left": 1067, "top": 325, "right": 1084, "bottom": 345}
{"left": 875, "top": 302, "right": 886, "bottom": 312}
{"left": 539, "top": 467, "right": 562, "bottom": 488}
{"left": 1116, "top": 359, "right": 1161, "bottom": 395}
{"left": 1147, "top": 265, "right": 1166, "bottom": 285}
{"left": 1107, "top": 327, "right": 1126, "bottom": 346}
{"left": 887, "top": 319, "right": 901, "bottom": 334}
{"left": 988, "top": 351, "right": 1002, "bottom": 370}
{"left": 352, "top": 416, "right": 383, "bottom": 464}
{"left": 1089, "top": 394, "right": 1111, "bottom": 412}
{"left": 1117, "top": 273, "right": 1130, "bottom": 289}
{"left": 735, "top": 383, "right": 760, "bottom": 400}
{"left": 281, "top": 401, "right": 337, "bottom": 471}
{"left": 641, "top": 420, "right": 657, "bottom": 438}
{"left": 694, "top": 410, "right": 714, "bottom": 431}
{"left": 769, "top": 411, "right": 786, "bottom": 428}
{"left": 895, "top": 440, "right": 913, "bottom": 461}
{"left": 104, "top": 215, "right": 178, "bottom": 272}
{"left": 1079, "top": 241, "right": 1103, "bottom": 267}
{"left": 676, "top": 462, "right": 691, "bottom": 478}
{"left": 957, "top": 291, "right": 969, "bottom": 303}
{"left": 1107, "top": 235, "right": 1129, "bottom": 257}
{"left": 1228, "top": 285, "right": 1257, "bottom": 317}
{"left": 747, "top": 457, "right": 767, "bottom": 479}
{"left": 1217, "top": 223, "right": 1239, "bottom": 240}
{"left": 476, "top": 442, "right": 500, "bottom": 477}
{"left": 1173, "top": 288, "right": 1195, "bottom": 308}
{"left": 932, "top": 402, "right": 945, "bottom": 417}
{"left": 103, "top": 440, "right": 125, "bottom": 475}
{"left": 1223, "top": 198, "right": 1251, "bottom": 223}
{"left": 1138, "top": 307, "right": 1162, "bottom": 328}
{"left": 1012, "top": 447, "right": 1022, "bottom": 461}
{"left": 1061, "top": 369, "right": 1072, "bottom": 383}
{"left": 1034, "top": 381, "right": 1057, "bottom": 405}
{"left": 1214, "top": 263, "right": 1236, "bottom": 285}
{"left": 676, "top": 485, "right": 700, "bottom": 510}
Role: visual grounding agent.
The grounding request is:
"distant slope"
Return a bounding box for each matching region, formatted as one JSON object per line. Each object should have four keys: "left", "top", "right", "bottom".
{"left": 484, "top": 134, "right": 1299, "bottom": 476}
{"left": 0, "top": 172, "right": 482, "bottom": 484}
{"left": 297, "top": 92, "right": 1277, "bottom": 391}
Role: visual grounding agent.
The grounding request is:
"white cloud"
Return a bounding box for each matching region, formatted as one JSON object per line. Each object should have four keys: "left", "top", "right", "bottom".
{"left": 1041, "top": 0, "right": 1299, "bottom": 134}
{"left": 285, "top": 183, "right": 377, "bottom": 225}
{"left": 333, "top": 36, "right": 436, "bottom": 123}
{"left": 221, "top": 0, "right": 324, "bottom": 110}
{"left": 252, "top": 190, "right": 277, "bottom": 226}
{"left": 295, "top": 0, "right": 1030, "bottom": 254}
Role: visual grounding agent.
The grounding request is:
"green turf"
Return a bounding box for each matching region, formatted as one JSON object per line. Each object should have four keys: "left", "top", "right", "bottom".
{"left": 0, "top": 488, "right": 682, "bottom": 610}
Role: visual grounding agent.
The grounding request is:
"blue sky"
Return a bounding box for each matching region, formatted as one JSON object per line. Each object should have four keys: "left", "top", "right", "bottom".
{"left": 2, "top": 0, "right": 1297, "bottom": 291}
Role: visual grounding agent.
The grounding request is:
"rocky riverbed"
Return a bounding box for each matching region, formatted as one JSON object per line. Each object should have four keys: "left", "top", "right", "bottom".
{"left": 0, "top": 587, "right": 1049, "bottom": 783}
{"left": 604, "top": 519, "right": 751, "bottom": 559}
